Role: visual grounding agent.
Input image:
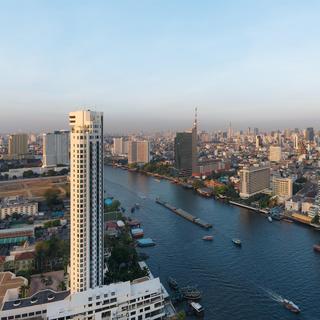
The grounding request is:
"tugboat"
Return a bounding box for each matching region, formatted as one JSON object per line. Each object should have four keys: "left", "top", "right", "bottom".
{"left": 232, "top": 239, "right": 242, "bottom": 246}
{"left": 167, "top": 277, "right": 179, "bottom": 291}
{"left": 187, "top": 301, "right": 204, "bottom": 318}
{"left": 202, "top": 235, "right": 213, "bottom": 241}
{"left": 282, "top": 299, "right": 300, "bottom": 313}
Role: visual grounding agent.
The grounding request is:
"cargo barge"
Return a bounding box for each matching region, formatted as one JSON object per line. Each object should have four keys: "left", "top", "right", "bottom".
{"left": 156, "top": 198, "right": 212, "bottom": 229}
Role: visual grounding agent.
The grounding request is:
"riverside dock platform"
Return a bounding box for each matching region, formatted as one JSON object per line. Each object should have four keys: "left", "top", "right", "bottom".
{"left": 156, "top": 198, "right": 212, "bottom": 229}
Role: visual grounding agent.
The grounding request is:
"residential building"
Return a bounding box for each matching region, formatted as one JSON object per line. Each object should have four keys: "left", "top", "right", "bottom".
{"left": 308, "top": 179, "right": 320, "bottom": 218}
{"left": 112, "top": 137, "right": 124, "bottom": 155}
{"left": 0, "top": 197, "right": 38, "bottom": 219}
{"left": 239, "top": 164, "right": 270, "bottom": 198}
{"left": 128, "top": 140, "right": 150, "bottom": 164}
{"left": 8, "top": 134, "right": 28, "bottom": 158}
{"left": 69, "top": 110, "right": 104, "bottom": 293}
{"left": 0, "top": 227, "right": 34, "bottom": 245}
{"left": 43, "top": 131, "right": 70, "bottom": 167}
{"left": 269, "top": 145, "right": 282, "bottom": 162}
{"left": 272, "top": 177, "right": 293, "bottom": 201}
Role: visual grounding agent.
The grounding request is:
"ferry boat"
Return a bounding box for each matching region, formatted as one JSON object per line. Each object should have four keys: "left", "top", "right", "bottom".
{"left": 232, "top": 239, "right": 242, "bottom": 246}
{"left": 188, "top": 301, "right": 204, "bottom": 318}
{"left": 313, "top": 244, "right": 320, "bottom": 252}
{"left": 202, "top": 235, "right": 213, "bottom": 241}
{"left": 282, "top": 299, "right": 300, "bottom": 313}
{"left": 181, "top": 286, "right": 202, "bottom": 300}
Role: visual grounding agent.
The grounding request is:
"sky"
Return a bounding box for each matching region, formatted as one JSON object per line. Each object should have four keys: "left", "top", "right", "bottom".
{"left": 0, "top": 0, "right": 320, "bottom": 133}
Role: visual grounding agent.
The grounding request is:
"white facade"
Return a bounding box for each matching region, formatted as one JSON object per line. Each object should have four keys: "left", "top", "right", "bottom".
{"left": 112, "top": 138, "right": 125, "bottom": 155}
{"left": 269, "top": 146, "right": 282, "bottom": 162}
{"left": 0, "top": 278, "right": 166, "bottom": 320}
{"left": 0, "top": 197, "right": 38, "bottom": 219}
{"left": 69, "top": 110, "right": 104, "bottom": 293}
{"left": 43, "top": 131, "right": 70, "bottom": 167}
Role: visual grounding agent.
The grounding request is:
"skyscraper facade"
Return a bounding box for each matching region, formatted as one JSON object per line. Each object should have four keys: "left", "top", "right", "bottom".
{"left": 304, "top": 127, "right": 314, "bottom": 142}
{"left": 128, "top": 140, "right": 150, "bottom": 164}
{"left": 42, "top": 131, "right": 70, "bottom": 167}
{"left": 8, "top": 133, "right": 28, "bottom": 158}
{"left": 69, "top": 110, "right": 104, "bottom": 293}
{"left": 174, "top": 112, "right": 197, "bottom": 176}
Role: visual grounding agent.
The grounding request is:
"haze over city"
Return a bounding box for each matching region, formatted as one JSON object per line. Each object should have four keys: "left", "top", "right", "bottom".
{"left": 1, "top": 0, "right": 320, "bottom": 132}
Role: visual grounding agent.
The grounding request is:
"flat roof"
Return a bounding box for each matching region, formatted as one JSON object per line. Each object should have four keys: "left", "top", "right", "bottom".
{"left": 0, "top": 272, "right": 27, "bottom": 306}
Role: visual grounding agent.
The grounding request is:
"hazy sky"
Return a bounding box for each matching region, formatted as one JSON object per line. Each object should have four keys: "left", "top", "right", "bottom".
{"left": 0, "top": 0, "right": 320, "bottom": 133}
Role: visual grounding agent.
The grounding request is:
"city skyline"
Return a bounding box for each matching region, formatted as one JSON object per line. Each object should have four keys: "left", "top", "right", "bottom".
{"left": 1, "top": 1, "right": 320, "bottom": 131}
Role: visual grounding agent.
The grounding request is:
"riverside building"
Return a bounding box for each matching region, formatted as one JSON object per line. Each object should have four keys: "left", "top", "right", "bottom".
{"left": 0, "top": 110, "right": 167, "bottom": 320}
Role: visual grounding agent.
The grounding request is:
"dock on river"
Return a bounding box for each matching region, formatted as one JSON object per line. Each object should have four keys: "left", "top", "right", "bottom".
{"left": 156, "top": 198, "right": 212, "bottom": 229}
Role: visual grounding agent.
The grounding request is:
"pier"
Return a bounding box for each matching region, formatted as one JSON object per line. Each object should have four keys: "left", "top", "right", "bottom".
{"left": 156, "top": 198, "right": 212, "bottom": 229}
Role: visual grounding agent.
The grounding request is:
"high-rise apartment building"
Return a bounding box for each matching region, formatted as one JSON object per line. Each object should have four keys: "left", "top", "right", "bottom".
{"left": 174, "top": 111, "right": 197, "bottom": 176}
{"left": 128, "top": 140, "right": 150, "bottom": 164}
{"left": 8, "top": 133, "right": 28, "bottom": 158}
{"left": 239, "top": 164, "right": 270, "bottom": 198}
{"left": 42, "top": 131, "right": 70, "bottom": 167}
{"left": 69, "top": 110, "right": 104, "bottom": 293}
{"left": 255, "top": 135, "right": 263, "bottom": 148}
{"left": 112, "top": 137, "right": 124, "bottom": 155}
{"left": 272, "top": 177, "right": 293, "bottom": 201}
{"left": 269, "top": 145, "right": 282, "bottom": 162}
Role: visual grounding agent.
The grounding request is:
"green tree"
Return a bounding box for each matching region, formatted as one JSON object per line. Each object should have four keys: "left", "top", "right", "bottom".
{"left": 44, "top": 188, "right": 61, "bottom": 208}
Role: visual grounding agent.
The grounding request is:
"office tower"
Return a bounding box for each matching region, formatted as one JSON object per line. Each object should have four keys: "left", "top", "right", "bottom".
{"left": 69, "top": 110, "right": 104, "bottom": 293}
{"left": 255, "top": 135, "right": 263, "bottom": 148}
{"left": 239, "top": 164, "right": 270, "bottom": 198}
{"left": 112, "top": 137, "right": 124, "bottom": 155}
{"left": 304, "top": 127, "right": 314, "bottom": 142}
{"left": 272, "top": 177, "right": 293, "bottom": 201}
{"left": 174, "top": 109, "right": 197, "bottom": 176}
{"left": 128, "top": 140, "right": 150, "bottom": 164}
{"left": 253, "top": 128, "right": 259, "bottom": 136}
{"left": 8, "top": 133, "right": 28, "bottom": 158}
{"left": 269, "top": 145, "right": 282, "bottom": 162}
{"left": 42, "top": 131, "right": 70, "bottom": 167}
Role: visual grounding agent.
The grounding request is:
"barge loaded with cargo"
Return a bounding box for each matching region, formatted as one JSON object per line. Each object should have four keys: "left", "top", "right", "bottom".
{"left": 156, "top": 198, "right": 212, "bottom": 229}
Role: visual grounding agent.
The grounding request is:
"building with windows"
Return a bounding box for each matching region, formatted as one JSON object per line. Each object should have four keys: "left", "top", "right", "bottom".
{"left": 269, "top": 146, "right": 282, "bottom": 162}
{"left": 0, "top": 110, "right": 168, "bottom": 320}
{"left": 69, "top": 110, "right": 104, "bottom": 293}
{"left": 8, "top": 134, "right": 28, "bottom": 158}
{"left": 239, "top": 164, "right": 270, "bottom": 198}
{"left": 42, "top": 131, "right": 70, "bottom": 167}
{"left": 174, "top": 111, "right": 197, "bottom": 176}
{"left": 272, "top": 177, "right": 293, "bottom": 201}
{"left": 128, "top": 140, "right": 150, "bottom": 164}
{"left": 0, "top": 197, "right": 38, "bottom": 219}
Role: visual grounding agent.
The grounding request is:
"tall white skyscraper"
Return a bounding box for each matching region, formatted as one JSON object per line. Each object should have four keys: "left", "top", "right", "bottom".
{"left": 42, "top": 131, "right": 70, "bottom": 167}
{"left": 69, "top": 110, "right": 104, "bottom": 293}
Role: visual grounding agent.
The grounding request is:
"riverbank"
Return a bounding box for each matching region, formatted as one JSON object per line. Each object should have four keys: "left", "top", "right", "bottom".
{"left": 107, "top": 164, "right": 320, "bottom": 231}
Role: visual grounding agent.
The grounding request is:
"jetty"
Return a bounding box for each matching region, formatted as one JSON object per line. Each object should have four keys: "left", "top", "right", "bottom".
{"left": 156, "top": 198, "right": 212, "bottom": 229}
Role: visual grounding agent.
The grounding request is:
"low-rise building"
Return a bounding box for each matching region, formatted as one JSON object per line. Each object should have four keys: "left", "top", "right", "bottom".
{"left": 0, "top": 276, "right": 166, "bottom": 320}
{"left": 0, "top": 197, "right": 38, "bottom": 219}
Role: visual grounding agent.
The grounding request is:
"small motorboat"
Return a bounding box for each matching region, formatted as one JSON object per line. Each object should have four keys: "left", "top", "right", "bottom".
{"left": 202, "top": 235, "right": 213, "bottom": 241}
{"left": 282, "top": 299, "right": 300, "bottom": 313}
{"left": 232, "top": 239, "right": 242, "bottom": 246}
{"left": 167, "top": 277, "right": 179, "bottom": 291}
{"left": 188, "top": 301, "right": 204, "bottom": 317}
{"left": 268, "top": 216, "right": 273, "bottom": 222}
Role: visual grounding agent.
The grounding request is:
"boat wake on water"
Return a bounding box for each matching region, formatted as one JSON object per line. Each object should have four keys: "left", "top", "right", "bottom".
{"left": 259, "top": 287, "right": 283, "bottom": 303}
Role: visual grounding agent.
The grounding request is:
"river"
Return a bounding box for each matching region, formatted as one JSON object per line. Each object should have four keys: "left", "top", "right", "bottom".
{"left": 104, "top": 165, "right": 320, "bottom": 320}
